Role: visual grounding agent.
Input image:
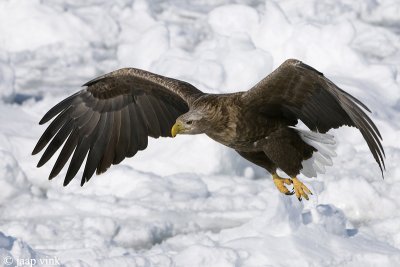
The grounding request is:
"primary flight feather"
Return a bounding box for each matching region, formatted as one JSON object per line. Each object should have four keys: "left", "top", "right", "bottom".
{"left": 32, "top": 59, "right": 385, "bottom": 201}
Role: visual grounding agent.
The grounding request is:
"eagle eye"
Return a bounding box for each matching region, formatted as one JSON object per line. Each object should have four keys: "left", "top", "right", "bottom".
{"left": 186, "top": 120, "right": 193, "bottom": 125}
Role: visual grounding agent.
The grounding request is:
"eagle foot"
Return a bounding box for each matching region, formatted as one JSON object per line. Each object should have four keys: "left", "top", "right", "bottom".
{"left": 291, "top": 177, "right": 312, "bottom": 201}
{"left": 272, "top": 174, "right": 294, "bottom": 196}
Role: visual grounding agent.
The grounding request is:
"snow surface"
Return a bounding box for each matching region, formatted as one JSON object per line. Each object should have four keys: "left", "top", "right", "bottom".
{"left": 1, "top": 0, "right": 400, "bottom": 266}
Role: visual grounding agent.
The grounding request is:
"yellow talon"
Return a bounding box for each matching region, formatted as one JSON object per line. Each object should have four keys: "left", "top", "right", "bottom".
{"left": 272, "top": 173, "right": 294, "bottom": 195}
{"left": 272, "top": 174, "right": 313, "bottom": 201}
{"left": 292, "top": 177, "right": 313, "bottom": 201}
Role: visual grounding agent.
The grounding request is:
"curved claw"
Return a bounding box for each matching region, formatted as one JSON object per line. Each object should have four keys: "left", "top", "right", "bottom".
{"left": 272, "top": 174, "right": 293, "bottom": 195}
{"left": 292, "top": 177, "right": 312, "bottom": 201}
{"left": 285, "top": 190, "right": 295, "bottom": 196}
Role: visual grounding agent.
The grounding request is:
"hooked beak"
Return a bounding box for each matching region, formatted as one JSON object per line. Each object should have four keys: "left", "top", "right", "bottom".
{"left": 171, "top": 121, "right": 184, "bottom": 137}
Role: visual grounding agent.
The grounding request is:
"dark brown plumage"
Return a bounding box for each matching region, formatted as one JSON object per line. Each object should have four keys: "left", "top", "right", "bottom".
{"left": 33, "top": 68, "right": 202, "bottom": 186}
{"left": 32, "top": 59, "right": 385, "bottom": 200}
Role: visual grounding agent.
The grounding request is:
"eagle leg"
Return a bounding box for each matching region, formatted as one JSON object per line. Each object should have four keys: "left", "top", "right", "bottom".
{"left": 272, "top": 173, "right": 294, "bottom": 195}
{"left": 291, "top": 177, "right": 312, "bottom": 201}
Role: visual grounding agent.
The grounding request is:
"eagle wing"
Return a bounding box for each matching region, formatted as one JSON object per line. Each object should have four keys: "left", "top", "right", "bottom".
{"left": 241, "top": 59, "right": 385, "bottom": 175}
{"left": 32, "top": 68, "right": 204, "bottom": 186}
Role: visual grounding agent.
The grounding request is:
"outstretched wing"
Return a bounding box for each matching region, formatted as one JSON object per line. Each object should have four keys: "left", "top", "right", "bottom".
{"left": 242, "top": 59, "right": 385, "bottom": 175}
{"left": 32, "top": 68, "right": 204, "bottom": 186}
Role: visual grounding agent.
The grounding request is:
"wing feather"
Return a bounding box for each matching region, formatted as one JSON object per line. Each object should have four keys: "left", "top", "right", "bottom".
{"left": 33, "top": 68, "right": 203, "bottom": 185}
{"left": 98, "top": 109, "right": 118, "bottom": 174}
{"left": 82, "top": 112, "right": 110, "bottom": 182}
{"left": 64, "top": 111, "right": 101, "bottom": 185}
{"left": 49, "top": 130, "right": 79, "bottom": 179}
{"left": 114, "top": 106, "right": 131, "bottom": 165}
{"left": 32, "top": 106, "right": 73, "bottom": 154}
{"left": 148, "top": 95, "right": 171, "bottom": 137}
{"left": 126, "top": 104, "right": 140, "bottom": 157}
{"left": 137, "top": 95, "right": 162, "bottom": 137}
{"left": 242, "top": 59, "right": 385, "bottom": 175}
{"left": 39, "top": 91, "right": 84, "bottom": 124}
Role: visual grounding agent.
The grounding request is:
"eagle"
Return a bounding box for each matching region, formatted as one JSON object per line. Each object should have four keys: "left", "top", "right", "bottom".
{"left": 32, "top": 59, "right": 385, "bottom": 201}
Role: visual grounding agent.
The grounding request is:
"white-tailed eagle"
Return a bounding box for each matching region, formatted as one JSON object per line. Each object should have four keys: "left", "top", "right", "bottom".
{"left": 32, "top": 59, "right": 385, "bottom": 201}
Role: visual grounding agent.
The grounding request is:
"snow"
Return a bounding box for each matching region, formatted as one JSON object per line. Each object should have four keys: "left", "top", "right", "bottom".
{"left": 0, "top": 0, "right": 400, "bottom": 266}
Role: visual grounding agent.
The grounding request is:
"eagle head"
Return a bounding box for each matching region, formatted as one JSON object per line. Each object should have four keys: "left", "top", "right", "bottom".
{"left": 171, "top": 110, "right": 207, "bottom": 137}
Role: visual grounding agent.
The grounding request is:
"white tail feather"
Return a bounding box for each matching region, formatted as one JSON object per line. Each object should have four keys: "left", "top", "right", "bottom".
{"left": 291, "top": 127, "right": 337, "bottom": 178}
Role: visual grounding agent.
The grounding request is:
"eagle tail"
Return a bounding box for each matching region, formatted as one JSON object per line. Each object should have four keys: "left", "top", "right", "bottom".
{"left": 292, "top": 127, "right": 337, "bottom": 178}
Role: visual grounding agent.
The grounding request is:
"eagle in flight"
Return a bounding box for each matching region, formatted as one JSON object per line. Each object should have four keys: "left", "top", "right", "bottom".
{"left": 32, "top": 59, "right": 385, "bottom": 201}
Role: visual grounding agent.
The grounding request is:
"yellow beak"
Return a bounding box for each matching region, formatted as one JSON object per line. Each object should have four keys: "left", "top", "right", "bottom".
{"left": 171, "top": 121, "right": 184, "bottom": 137}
